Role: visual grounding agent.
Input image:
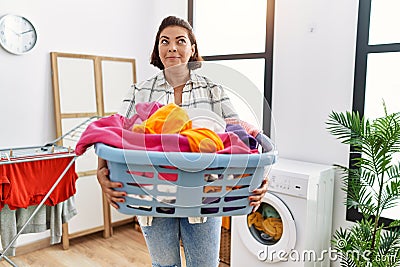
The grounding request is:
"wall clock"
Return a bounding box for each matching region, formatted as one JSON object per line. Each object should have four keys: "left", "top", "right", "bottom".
{"left": 0, "top": 14, "right": 37, "bottom": 55}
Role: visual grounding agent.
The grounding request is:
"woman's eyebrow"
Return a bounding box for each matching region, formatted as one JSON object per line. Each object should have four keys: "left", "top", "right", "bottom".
{"left": 160, "top": 35, "right": 187, "bottom": 40}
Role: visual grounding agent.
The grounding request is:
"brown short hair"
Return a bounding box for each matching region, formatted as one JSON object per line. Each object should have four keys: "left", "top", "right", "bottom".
{"left": 150, "top": 16, "right": 203, "bottom": 70}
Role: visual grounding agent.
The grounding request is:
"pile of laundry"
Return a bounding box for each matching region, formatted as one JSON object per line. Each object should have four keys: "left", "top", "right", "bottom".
{"left": 247, "top": 203, "right": 283, "bottom": 242}
{"left": 75, "top": 101, "right": 263, "bottom": 156}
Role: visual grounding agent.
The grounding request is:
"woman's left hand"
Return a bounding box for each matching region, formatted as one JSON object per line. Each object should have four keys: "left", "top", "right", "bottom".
{"left": 249, "top": 177, "right": 268, "bottom": 212}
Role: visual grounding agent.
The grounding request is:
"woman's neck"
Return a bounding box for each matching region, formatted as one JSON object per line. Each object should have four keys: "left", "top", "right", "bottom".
{"left": 163, "top": 66, "right": 190, "bottom": 88}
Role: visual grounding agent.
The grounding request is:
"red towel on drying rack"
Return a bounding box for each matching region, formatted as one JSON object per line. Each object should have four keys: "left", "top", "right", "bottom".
{"left": 0, "top": 156, "right": 78, "bottom": 211}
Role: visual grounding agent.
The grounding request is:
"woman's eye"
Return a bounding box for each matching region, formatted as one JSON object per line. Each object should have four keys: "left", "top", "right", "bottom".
{"left": 178, "top": 39, "right": 186, "bottom": 44}
{"left": 160, "top": 39, "right": 168, "bottom": 45}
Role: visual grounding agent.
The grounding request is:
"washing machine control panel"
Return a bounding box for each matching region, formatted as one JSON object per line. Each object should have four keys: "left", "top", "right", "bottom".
{"left": 267, "top": 169, "right": 309, "bottom": 198}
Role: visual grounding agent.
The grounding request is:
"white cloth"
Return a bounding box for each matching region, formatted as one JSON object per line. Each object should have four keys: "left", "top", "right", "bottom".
{"left": 185, "top": 107, "right": 226, "bottom": 133}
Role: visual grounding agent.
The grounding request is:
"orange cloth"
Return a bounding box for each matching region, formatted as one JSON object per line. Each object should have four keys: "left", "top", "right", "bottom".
{"left": 180, "top": 128, "right": 223, "bottom": 153}
{"left": 132, "top": 103, "right": 224, "bottom": 153}
{"left": 133, "top": 103, "right": 192, "bottom": 134}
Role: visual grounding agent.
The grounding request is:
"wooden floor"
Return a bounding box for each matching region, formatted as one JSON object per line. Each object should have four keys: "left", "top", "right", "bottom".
{"left": 1, "top": 223, "right": 229, "bottom": 267}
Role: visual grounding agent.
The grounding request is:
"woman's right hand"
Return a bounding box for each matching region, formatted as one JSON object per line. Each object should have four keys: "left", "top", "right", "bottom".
{"left": 97, "top": 165, "right": 126, "bottom": 209}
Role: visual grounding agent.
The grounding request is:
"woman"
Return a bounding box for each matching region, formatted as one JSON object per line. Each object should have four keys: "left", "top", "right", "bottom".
{"left": 97, "top": 16, "right": 268, "bottom": 267}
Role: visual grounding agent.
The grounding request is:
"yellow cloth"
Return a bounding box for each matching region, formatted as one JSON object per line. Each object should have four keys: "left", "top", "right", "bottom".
{"left": 248, "top": 212, "right": 264, "bottom": 231}
{"left": 132, "top": 103, "right": 224, "bottom": 153}
{"left": 247, "top": 213, "right": 283, "bottom": 241}
{"left": 262, "top": 217, "right": 283, "bottom": 241}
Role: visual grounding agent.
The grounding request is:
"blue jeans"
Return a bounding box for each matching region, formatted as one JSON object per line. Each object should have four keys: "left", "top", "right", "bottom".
{"left": 139, "top": 217, "right": 222, "bottom": 267}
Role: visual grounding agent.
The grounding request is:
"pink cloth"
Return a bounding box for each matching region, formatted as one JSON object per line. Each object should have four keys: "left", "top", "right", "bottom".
{"left": 75, "top": 102, "right": 258, "bottom": 156}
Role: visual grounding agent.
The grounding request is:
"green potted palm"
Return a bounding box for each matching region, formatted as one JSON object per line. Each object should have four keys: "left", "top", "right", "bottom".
{"left": 326, "top": 102, "right": 400, "bottom": 266}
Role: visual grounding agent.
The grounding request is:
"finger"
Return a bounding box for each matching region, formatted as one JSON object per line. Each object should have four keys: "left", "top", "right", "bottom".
{"left": 252, "top": 204, "right": 260, "bottom": 213}
{"left": 252, "top": 188, "right": 267, "bottom": 194}
{"left": 252, "top": 182, "right": 268, "bottom": 193}
{"left": 260, "top": 179, "right": 268, "bottom": 188}
{"left": 111, "top": 196, "right": 125, "bottom": 203}
{"left": 99, "top": 167, "right": 109, "bottom": 175}
{"left": 249, "top": 201, "right": 261, "bottom": 207}
{"left": 108, "top": 200, "right": 120, "bottom": 209}
{"left": 103, "top": 188, "right": 126, "bottom": 198}
{"left": 97, "top": 168, "right": 125, "bottom": 189}
{"left": 105, "top": 195, "right": 124, "bottom": 209}
{"left": 110, "top": 202, "right": 120, "bottom": 209}
{"left": 98, "top": 177, "right": 123, "bottom": 189}
{"left": 97, "top": 167, "right": 109, "bottom": 179}
{"left": 105, "top": 181, "right": 124, "bottom": 189}
{"left": 260, "top": 180, "right": 268, "bottom": 189}
{"left": 249, "top": 197, "right": 262, "bottom": 204}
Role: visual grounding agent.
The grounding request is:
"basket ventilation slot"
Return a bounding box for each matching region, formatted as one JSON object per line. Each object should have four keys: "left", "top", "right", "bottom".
{"left": 224, "top": 196, "right": 247, "bottom": 202}
{"left": 202, "top": 197, "right": 221, "bottom": 204}
{"left": 126, "top": 171, "right": 154, "bottom": 178}
{"left": 156, "top": 207, "right": 175, "bottom": 214}
{"left": 127, "top": 205, "right": 152, "bottom": 212}
{"left": 201, "top": 207, "right": 219, "bottom": 214}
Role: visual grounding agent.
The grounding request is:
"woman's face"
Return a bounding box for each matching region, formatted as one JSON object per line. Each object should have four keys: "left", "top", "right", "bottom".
{"left": 158, "top": 26, "right": 195, "bottom": 69}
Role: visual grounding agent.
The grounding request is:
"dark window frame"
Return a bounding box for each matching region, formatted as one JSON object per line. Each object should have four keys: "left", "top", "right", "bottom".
{"left": 350, "top": 0, "right": 400, "bottom": 224}
{"left": 188, "top": 0, "right": 275, "bottom": 136}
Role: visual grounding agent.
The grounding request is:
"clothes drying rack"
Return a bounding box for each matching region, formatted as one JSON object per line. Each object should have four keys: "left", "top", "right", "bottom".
{"left": 0, "top": 117, "right": 99, "bottom": 267}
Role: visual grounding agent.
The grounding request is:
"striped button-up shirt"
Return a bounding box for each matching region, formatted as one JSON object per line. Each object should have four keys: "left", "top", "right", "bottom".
{"left": 119, "top": 71, "right": 238, "bottom": 120}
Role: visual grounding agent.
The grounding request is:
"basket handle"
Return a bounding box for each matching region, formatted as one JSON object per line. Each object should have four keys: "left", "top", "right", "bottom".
{"left": 255, "top": 133, "right": 275, "bottom": 153}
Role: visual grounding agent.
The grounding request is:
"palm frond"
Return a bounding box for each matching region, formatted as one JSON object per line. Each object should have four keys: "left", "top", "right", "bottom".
{"left": 351, "top": 187, "right": 377, "bottom": 217}
{"left": 380, "top": 179, "right": 400, "bottom": 211}
{"left": 332, "top": 227, "right": 352, "bottom": 251}
{"left": 379, "top": 228, "right": 400, "bottom": 255}
{"left": 387, "top": 164, "right": 400, "bottom": 182}
{"left": 372, "top": 112, "right": 400, "bottom": 154}
{"left": 355, "top": 156, "right": 384, "bottom": 176}
{"left": 326, "top": 111, "right": 366, "bottom": 147}
{"left": 337, "top": 253, "right": 358, "bottom": 267}
{"left": 378, "top": 228, "right": 400, "bottom": 266}
{"left": 358, "top": 168, "right": 378, "bottom": 189}
{"left": 374, "top": 148, "right": 392, "bottom": 172}
{"left": 338, "top": 164, "right": 377, "bottom": 193}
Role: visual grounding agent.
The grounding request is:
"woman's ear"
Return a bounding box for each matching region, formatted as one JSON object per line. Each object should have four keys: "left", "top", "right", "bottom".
{"left": 191, "top": 44, "right": 196, "bottom": 57}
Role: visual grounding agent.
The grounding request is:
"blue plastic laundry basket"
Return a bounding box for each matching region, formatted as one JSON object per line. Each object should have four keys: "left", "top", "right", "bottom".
{"left": 95, "top": 134, "right": 277, "bottom": 217}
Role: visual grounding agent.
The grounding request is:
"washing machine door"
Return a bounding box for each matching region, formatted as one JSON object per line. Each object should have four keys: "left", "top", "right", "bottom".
{"left": 237, "top": 192, "right": 296, "bottom": 263}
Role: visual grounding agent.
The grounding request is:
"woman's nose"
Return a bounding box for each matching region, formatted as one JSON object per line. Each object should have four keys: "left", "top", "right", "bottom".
{"left": 168, "top": 44, "right": 177, "bottom": 52}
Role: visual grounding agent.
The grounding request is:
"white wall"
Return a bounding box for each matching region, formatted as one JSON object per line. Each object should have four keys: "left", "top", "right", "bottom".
{"left": 272, "top": 0, "right": 359, "bottom": 266}
{"left": 0, "top": 0, "right": 186, "bottom": 148}
{"left": 0, "top": 0, "right": 187, "bottom": 247}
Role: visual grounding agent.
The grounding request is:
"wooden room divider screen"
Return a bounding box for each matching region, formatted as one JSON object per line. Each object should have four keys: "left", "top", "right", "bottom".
{"left": 50, "top": 52, "right": 136, "bottom": 249}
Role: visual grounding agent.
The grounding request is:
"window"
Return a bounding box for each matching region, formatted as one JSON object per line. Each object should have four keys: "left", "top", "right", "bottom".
{"left": 188, "top": 0, "right": 275, "bottom": 135}
{"left": 351, "top": 0, "right": 400, "bottom": 223}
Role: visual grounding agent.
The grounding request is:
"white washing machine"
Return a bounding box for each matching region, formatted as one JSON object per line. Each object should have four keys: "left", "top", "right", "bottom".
{"left": 231, "top": 158, "right": 334, "bottom": 266}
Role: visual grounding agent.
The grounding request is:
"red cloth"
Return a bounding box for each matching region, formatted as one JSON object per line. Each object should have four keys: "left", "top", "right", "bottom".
{"left": 0, "top": 156, "right": 78, "bottom": 211}
{"left": 75, "top": 113, "right": 258, "bottom": 156}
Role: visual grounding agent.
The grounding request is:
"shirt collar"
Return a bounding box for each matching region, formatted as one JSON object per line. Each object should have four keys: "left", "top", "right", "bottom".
{"left": 155, "top": 72, "right": 167, "bottom": 86}
{"left": 155, "top": 70, "right": 199, "bottom": 87}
